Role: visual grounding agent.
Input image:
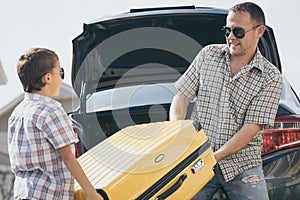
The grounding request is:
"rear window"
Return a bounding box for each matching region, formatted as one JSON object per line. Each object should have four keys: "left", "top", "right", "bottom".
{"left": 86, "top": 83, "right": 176, "bottom": 113}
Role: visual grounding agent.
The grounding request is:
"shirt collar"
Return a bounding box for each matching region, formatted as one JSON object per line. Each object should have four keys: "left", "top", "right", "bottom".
{"left": 249, "top": 49, "right": 264, "bottom": 72}
{"left": 219, "top": 46, "right": 264, "bottom": 72}
{"left": 24, "top": 92, "right": 60, "bottom": 106}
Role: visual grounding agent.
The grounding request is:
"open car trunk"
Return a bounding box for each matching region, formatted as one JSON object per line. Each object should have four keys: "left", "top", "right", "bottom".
{"left": 70, "top": 5, "right": 282, "bottom": 152}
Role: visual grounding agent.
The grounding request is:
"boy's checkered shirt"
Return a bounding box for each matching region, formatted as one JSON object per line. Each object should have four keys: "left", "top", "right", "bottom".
{"left": 8, "top": 93, "right": 79, "bottom": 199}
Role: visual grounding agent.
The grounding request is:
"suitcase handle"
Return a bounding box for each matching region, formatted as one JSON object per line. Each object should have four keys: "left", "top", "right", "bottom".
{"left": 155, "top": 173, "right": 187, "bottom": 200}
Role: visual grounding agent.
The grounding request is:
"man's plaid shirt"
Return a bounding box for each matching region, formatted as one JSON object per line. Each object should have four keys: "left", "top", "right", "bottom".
{"left": 175, "top": 44, "right": 282, "bottom": 181}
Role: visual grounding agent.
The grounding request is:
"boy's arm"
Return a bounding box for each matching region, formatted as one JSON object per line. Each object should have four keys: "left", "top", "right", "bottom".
{"left": 58, "top": 145, "right": 104, "bottom": 200}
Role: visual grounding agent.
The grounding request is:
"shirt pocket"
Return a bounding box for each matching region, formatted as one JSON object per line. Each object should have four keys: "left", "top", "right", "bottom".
{"left": 228, "top": 77, "right": 261, "bottom": 125}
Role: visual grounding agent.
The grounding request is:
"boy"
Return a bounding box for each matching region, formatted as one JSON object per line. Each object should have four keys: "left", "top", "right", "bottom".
{"left": 8, "top": 48, "right": 103, "bottom": 200}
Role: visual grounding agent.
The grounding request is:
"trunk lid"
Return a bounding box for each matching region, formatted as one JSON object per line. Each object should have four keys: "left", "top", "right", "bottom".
{"left": 71, "top": 5, "right": 281, "bottom": 97}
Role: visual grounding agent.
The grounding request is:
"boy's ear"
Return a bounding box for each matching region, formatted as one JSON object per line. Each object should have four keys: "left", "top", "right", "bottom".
{"left": 42, "top": 73, "right": 51, "bottom": 84}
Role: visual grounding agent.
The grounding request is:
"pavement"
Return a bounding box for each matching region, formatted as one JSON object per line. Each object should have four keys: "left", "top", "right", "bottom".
{"left": 0, "top": 132, "right": 9, "bottom": 164}
{"left": 0, "top": 132, "right": 14, "bottom": 200}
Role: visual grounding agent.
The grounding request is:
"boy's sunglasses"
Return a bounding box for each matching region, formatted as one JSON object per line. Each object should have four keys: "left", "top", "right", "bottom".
{"left": 38, "top": 67, "right": 65, "bottom": 81}
{"left": 57, "top": 67, "right": 64, "bottom": 79}
{"left": 222, "top": 25, "right": 261, "bottom": 39}
{"left": 49, "top": 67, "right": 64, "bottom": 79}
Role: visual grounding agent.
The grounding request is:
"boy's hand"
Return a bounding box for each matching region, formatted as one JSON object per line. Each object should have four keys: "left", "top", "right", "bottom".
{"left": 86, "top": 190, "right": 104, "bottom": 200}
{"left": 58, "top": 145, "right": 104, "bottom": 200}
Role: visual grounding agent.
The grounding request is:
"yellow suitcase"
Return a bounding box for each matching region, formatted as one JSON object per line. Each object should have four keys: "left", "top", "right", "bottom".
{"left": 74, "top": 120, "right": 216, "bottom": 200}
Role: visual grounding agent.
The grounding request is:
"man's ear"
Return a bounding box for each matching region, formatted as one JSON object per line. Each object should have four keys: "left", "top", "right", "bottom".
{"left": 257, "top": 25, "right": 266, "bottom": 38}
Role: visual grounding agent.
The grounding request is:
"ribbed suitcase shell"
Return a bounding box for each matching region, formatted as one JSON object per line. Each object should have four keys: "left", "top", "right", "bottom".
{"left": 74, "top": 120, "right": 216, "bottom": 200}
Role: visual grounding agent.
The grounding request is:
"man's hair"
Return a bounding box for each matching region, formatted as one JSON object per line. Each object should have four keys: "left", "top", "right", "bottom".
{"left": 17, "top": 48, "right": 58, "bottom": 92}
{"left": 229, "top": 2, "right": 265, "bottom": 26}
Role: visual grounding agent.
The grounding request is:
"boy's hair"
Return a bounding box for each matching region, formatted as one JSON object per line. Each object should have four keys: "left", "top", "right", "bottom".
{"left": 17, "top": 48, "right": 58, "bottom": 92}
{"left": 230, "top": 2, "right": 266, "bottom": 26}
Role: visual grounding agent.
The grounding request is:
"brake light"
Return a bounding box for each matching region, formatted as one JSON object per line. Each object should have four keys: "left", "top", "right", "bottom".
{"left": 73, "top": 127, "right": 82, "bottom": 158}
{"left": 261, "top": 115, "right": 300, "bottom": 155}
{"left": 75, "top": 142, "right": 82, "bottom": 158}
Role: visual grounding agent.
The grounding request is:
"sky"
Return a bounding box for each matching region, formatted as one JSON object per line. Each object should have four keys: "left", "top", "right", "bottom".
{"left": 0, "top": 0, "right": 299, "bottom": 108}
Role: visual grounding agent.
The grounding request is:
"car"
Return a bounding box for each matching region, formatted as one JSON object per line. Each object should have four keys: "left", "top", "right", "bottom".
{"left": 69, "top": 5, "right": 300, "bottom": 200}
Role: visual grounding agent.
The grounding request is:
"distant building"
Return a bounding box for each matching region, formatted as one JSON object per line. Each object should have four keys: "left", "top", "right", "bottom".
{"left": 0, "top": 60, "right": 7, "bottom": 85}
{"left": 0, "top": 83, "right": 79, "bottom": 164}
{"left": 0, "top": 83, "right": 79, "bottom": 133}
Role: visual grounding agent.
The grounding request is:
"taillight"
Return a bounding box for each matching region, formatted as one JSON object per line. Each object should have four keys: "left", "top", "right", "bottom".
{"left": 261, "top": 115, "right": 300, "bottom": 155}
{"left": 73, "top": 127, "right": 82, "bottom": 158}
{"left": 74, "top": 142, "right": 82, "bottom": 158}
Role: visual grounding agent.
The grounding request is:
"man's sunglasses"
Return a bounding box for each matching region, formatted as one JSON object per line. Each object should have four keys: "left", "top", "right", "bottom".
{"left": 222, "top": 24, "right": 261, "bottom": 39}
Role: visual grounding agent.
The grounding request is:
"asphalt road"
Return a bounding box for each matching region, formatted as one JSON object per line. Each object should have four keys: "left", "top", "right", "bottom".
{"left": 0, "top": 132, "right": 9, "bottom": 164}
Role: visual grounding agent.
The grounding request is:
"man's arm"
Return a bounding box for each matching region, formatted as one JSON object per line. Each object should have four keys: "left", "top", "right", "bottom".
{"left": 214, "top": 123, "right": 262, "bottom": 162}
{"left": 169, "top": 92, "right": 190, "bottom": 120}
{"left": 58, "top": 145, "right": 104, "bottom": 200}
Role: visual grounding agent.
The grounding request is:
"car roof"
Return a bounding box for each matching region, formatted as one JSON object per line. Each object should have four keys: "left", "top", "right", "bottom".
{"left": 87, "top": 6, "right": 228, "bottom": 24}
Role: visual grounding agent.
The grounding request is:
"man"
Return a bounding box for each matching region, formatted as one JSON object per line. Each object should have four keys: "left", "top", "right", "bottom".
{"left": 8, "top": 48, "right": 103, "bottom": 200}
{"left": 169, "top": 2, "right": 282, "bottom": 200}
